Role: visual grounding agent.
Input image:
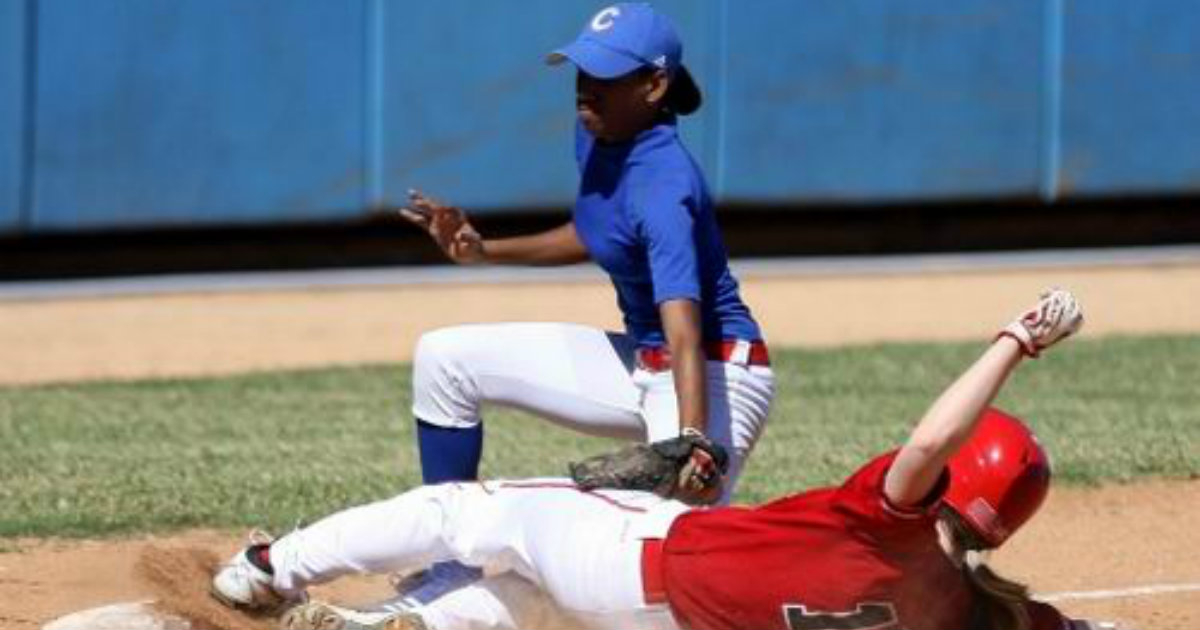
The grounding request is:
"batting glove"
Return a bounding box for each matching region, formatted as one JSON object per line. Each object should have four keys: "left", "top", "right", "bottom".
{"left": 998, "top": 288, "right": 1084, "bottom": 358}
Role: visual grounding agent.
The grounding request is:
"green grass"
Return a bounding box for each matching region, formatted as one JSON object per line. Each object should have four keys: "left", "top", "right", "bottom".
{"left": 0, "top": 335, "right": 1196, "bottom": 538}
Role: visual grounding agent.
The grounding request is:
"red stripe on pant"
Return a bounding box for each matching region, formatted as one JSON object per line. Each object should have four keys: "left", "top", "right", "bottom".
{"left": 641, "top": 538, "right": 667, "bottom": 605}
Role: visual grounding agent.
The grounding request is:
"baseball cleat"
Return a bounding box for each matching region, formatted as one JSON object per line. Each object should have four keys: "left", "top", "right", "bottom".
{"left": 280, "top": 601, "right": 429, "bottom": 630}
{"left": 211, "top": 531, "right": 303, "bottom": 615}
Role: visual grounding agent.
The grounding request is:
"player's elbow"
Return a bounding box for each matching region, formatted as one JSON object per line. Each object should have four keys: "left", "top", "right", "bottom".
{"left": 659, "top": 299, "right": 703, "bottom": 346}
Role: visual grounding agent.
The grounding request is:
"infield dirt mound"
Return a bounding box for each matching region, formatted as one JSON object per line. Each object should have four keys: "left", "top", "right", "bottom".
{"left": 135, "top": 546, "right": 271, "bottom": 630}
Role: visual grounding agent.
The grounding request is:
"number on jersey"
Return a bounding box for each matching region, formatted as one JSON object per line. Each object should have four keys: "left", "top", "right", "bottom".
{"left": 783, "top": 602, "right": 900, "bottom": 630}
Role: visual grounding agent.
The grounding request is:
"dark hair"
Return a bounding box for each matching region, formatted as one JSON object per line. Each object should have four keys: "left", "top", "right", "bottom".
{"left": 665, "top": 67, "right": 702, "bottom": 115}
{"left": 941, "top": 507, "right": 1034, "bottom": 630}
{"left": 632, "top": 65, "right": 702, "bottom": 116}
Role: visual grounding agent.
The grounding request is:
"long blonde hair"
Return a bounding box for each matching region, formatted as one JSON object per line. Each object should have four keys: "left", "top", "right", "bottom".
{"left": 939, "top": 507, "right": 1035, "bottom": 630}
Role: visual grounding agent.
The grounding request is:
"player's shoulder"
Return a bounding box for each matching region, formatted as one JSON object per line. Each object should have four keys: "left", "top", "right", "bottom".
{"left": 627, "top": 143, "right": 695, "bottom": 182}
{"left": 832, "top": 450, "right": 946, "bottom": 530}
{"left": 624, "top": 150, "right": 706, "bottom": 213}
{"left": 628, "top": 122, "right": 699, "bottom": 174}
{"left": 838, "top": 451, "right": 902, "bottom": 494}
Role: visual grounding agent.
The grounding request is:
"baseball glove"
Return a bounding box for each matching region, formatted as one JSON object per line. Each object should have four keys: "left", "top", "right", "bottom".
{"left": 568, "top": 433, "right": 730, "bottom": 505}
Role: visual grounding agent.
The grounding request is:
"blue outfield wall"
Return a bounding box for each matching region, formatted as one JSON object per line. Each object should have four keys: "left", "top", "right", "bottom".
{"left": 30, "top": 0, "right": 368, "bottom": 230}
{"left": 378, "top": 2, "right": 582, "bottom": 210}
{"left": 1058, "top": 0, "right": 1200, "bottom": 197}
{"left": 0, "top": 0, "right": 25, "bottom": 233}
{"left": 1, "top": 1, "right": 1199, "bottom": 235}
{"left": 719, "top": 0, "right": 1046, "bottom": 203}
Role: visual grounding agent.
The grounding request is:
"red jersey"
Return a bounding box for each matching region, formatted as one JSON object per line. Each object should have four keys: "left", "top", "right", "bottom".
{"left": 660, "top": 451, "right": 1070, "bottom": 630}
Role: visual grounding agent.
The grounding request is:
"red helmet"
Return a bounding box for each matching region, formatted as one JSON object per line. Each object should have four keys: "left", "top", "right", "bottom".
{"left": 943, "top": 407, "right": 1051, "bottom": 548}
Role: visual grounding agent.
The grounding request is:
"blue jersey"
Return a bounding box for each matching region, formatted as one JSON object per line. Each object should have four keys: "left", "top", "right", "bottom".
{"left": 572, "top": 117, "right": 762, "bottom": 348}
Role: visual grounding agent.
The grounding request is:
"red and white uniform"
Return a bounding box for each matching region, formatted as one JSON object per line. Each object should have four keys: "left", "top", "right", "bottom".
{"left": 263, "top": 454, "right": 1071, "bottom": 630}
{"left": 658, "top": 451, "right": 1070, "bottom": 630}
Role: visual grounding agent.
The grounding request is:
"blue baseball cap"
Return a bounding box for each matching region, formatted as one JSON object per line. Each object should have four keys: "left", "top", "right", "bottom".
{"left": 547, "top": 3, "right": 702, "bottom": 115}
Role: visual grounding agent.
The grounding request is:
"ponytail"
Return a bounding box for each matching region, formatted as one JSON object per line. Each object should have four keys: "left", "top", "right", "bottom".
{"left": 664, "top": 75, "right": 701, "bottom": 115}
{"left": 940, "top": 508, "right": 1034, "bottom": 630}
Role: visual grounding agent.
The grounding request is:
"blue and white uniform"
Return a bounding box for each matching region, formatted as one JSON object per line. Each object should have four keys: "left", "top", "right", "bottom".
{"left": 409, "top": 3, "right": 775, "bottom": 505}
{"left": 411, "top": 116, "right": 775, "bottom": 500}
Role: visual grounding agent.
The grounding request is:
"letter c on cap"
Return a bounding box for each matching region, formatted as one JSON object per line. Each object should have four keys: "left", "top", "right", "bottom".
{"left": 591, "top": 6, "right": 620, "bottom": 32}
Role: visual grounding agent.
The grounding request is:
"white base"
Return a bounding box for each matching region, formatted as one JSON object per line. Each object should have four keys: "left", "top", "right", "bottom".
{"left": 42, "top": 601, "right": 191, "bottom": 630}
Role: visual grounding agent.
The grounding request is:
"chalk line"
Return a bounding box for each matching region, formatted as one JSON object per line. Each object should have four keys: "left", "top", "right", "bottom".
{"left": 1040, "top": 581, "right": 1200, "bottom": 602}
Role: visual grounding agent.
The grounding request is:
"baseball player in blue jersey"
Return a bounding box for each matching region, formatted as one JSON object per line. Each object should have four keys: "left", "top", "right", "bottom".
{"left": 392, "top": 2, "right": 776, "bottom": 603}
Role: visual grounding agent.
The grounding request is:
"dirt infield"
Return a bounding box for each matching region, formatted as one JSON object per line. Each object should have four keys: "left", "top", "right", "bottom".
{"left": 2, "top": 259, "right": 1199, "bottom": 629}
{"left": 4, "top": 262, "right": 1200, "bottom": 385}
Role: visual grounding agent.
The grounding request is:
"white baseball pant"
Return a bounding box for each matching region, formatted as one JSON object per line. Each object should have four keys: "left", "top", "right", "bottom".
{"left": 267, "top": 479, "right": 691, "bottom": 630}
{"left": 411, "top": 322, "right": 775, "bottom": 500}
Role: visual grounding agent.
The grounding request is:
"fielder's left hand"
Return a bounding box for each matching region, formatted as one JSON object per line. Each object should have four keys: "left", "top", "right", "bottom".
{"left": 398, "top": 189, "right": 486, "bottom": 265}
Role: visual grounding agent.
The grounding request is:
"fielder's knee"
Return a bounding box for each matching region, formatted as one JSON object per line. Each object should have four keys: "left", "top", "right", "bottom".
{"left": 412, "top": 328, "right": 482, "bottom": 429}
